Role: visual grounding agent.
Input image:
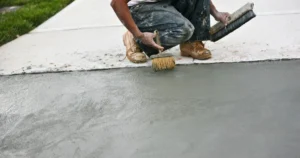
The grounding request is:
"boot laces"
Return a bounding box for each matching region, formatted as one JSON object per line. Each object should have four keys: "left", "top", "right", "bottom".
{"left": 127, "top": 40, "right": 142, "bottom": 54}
{"left": 130, "top": 41, "right": 142, "bottom": 53}
{"left": 193, "top": 41, "right": 205, "bottom": 54}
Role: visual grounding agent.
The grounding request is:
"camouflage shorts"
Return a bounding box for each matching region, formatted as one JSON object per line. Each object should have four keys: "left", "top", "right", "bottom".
{"left": 129, "top": 0, "right": 210, "bottom": 56}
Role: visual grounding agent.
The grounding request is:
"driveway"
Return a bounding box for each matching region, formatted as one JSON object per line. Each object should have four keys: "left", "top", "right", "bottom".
{"left": 1, "top": 60, "right": 300, "bottom": 158}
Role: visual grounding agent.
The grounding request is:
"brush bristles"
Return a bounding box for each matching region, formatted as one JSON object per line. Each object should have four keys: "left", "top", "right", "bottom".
{"left": 152, "top": 57, "right": 175, "bottom": 71}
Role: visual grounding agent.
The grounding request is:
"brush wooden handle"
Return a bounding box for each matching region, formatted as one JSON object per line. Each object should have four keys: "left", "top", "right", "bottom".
{"left": 154, "top": 30, "right": 162, "bottom": 54}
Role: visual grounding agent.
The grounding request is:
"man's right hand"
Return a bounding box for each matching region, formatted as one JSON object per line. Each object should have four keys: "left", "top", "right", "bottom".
{"left": 138, "top": 32, "right": 164, "bottom": 52}
{"left": 111, "top": 0, "right": 163, "bottom": 52}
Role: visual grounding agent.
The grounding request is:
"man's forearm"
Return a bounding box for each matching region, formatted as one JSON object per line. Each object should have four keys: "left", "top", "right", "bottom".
{"left": 209, "top": 0, "right": 218, "bottom": 18}
{"left": 111, "top": 0, "right": 143, "bottom": 38}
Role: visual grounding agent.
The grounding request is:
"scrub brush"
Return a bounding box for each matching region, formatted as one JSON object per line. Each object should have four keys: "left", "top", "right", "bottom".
{"left": 150, "top": 30, "right": 175, "bottom": 71}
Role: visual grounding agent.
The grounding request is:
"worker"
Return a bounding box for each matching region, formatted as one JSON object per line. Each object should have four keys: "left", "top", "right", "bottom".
{"left": 111, "top": 0, "right": 229, "bottom": 63}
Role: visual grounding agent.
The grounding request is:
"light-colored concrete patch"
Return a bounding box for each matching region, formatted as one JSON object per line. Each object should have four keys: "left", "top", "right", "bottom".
{"left": 33, "top": 0, "right": 122, "bottom": 33}
{"left": 0, "top": 27, "right": 149, "bottom": 75}
{"left": 194, "top": 14, "right": 300, "bottom": 64}
{"left": 0, "top": 0, "right": 300, "bottom": 75}
{"left": 1, "top": 13, "right": 300, "bottom": 75}
{"left": 32, "top": 0, "right": 300, "bottom": 32}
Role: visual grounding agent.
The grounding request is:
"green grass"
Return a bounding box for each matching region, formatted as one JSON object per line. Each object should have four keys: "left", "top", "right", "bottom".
{"left": 0, "top": 0, "right": 74, "bottom": 46}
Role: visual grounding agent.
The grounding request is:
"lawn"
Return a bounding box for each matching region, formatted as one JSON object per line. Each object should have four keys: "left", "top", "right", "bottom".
{"left": 0, "top": 0, "right": 74, "bottom": 46}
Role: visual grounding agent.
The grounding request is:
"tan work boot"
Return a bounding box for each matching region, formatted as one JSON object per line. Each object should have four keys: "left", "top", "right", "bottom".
{"left": 123, "top": 31, "right": 147, "bottom": 63}
{"left": 180, "top": 41, "right": 212, "bottom": 60}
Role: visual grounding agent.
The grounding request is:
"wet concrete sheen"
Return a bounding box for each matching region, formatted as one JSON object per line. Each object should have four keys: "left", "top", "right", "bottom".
{"left": 1, "top": 61, "right": 300, "bottom": 158}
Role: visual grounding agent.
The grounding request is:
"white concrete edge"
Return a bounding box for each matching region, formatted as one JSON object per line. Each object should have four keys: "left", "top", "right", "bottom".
{"left": 2, "top": 57, "right": 300, "bottom": 76}
{"left": 31, "top": 11, "right": 300, "bottom": 33}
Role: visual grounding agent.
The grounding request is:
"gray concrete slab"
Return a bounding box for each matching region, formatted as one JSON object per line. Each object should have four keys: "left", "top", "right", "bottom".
{"left": 1, "top": 60, "right": 300, "bottom": 158}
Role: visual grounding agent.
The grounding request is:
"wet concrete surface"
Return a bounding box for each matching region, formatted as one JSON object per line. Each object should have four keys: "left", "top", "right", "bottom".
{"left": 1, "top": 61, "right": 300, "bottom": 158}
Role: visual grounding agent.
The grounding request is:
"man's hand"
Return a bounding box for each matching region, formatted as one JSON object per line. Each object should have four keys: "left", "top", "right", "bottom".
{"left": 138, "top": 32, "right": 164, "bottom": 51}
{"left": 210, "top": 0, "right": 230, "bottom": 25}
{"left": 214, "top": 12, "right": 230, "bottom": 25}
{"left": 111, "top": 0, "right": 163, "bottom": 52}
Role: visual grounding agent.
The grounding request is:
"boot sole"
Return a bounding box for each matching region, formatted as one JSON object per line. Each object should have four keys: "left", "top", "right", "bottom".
{"left": 180, "top": 52, "right": 212, "bottom": 60}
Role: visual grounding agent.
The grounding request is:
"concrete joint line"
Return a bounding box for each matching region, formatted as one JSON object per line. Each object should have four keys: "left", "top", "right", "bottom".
{"left": 31, "top": 24, "right": 123, "bottom": 34}
{"left": 256, "top": 10, "right": 300, "bottom": 16}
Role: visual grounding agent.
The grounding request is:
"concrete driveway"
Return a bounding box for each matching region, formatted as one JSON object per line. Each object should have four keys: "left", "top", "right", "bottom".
{"left": 1, "top": 60, "right": 300, "bottom": 158}
{"left": 1, "top": 0, "right": 300, "bottom": 157}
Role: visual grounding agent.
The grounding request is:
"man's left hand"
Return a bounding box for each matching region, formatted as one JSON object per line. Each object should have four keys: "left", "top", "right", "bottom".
{"left": 214, "top": 12, "right": 230, "bottom": 25}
